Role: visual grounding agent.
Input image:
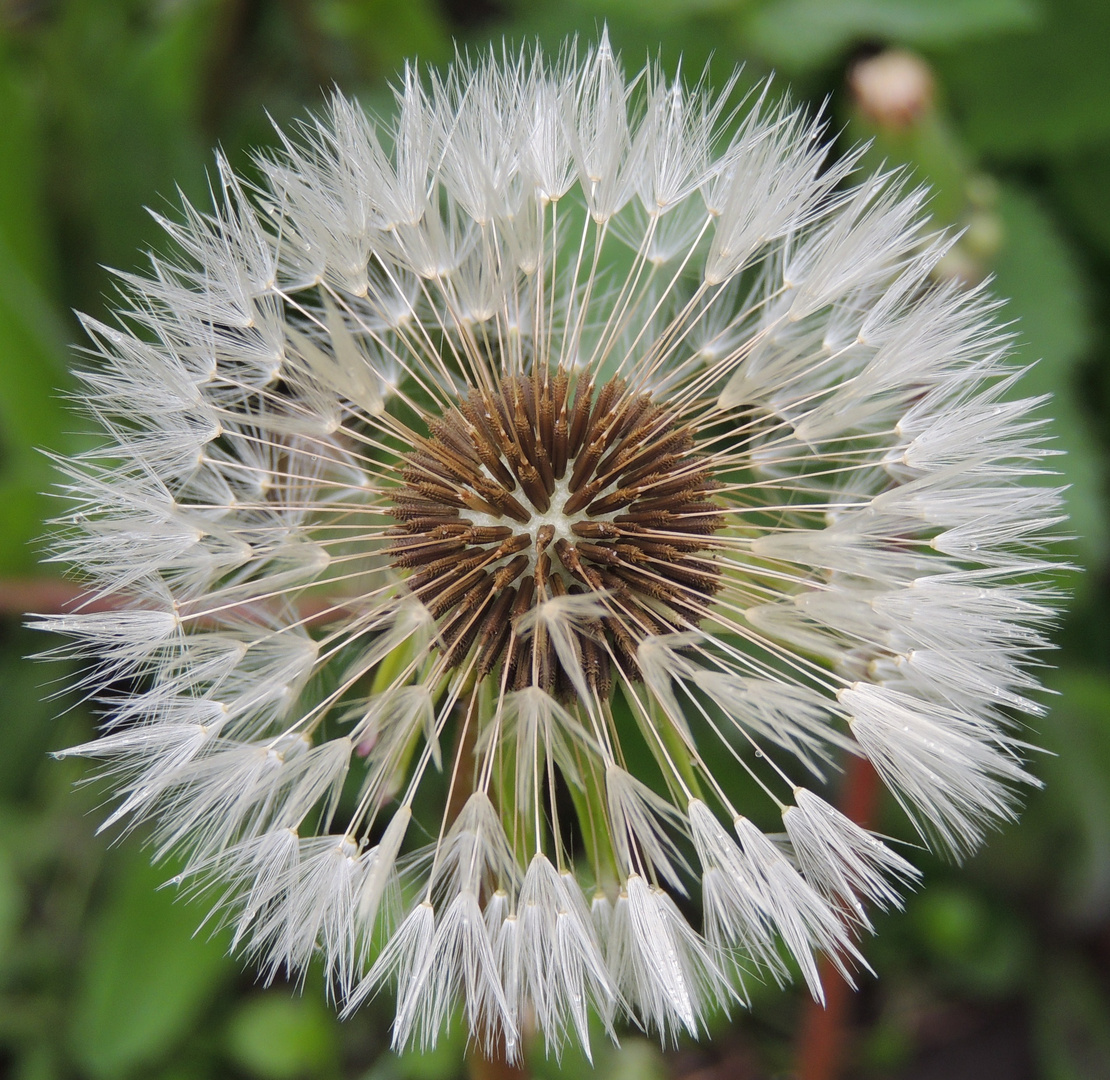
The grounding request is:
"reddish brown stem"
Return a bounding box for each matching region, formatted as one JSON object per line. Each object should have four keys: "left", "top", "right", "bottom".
{"left": 0, "top": 578, "right": 115, "bottom": 616}
{"left": 793, "top": 754, "right": 881, "bottom": 1080}
{"left": 0, "top": 577, "right": 357, "bottom": 629}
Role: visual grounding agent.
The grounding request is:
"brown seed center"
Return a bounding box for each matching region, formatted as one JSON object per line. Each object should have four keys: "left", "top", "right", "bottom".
{"left": 386, "top": 372, "right": 723, "bottom": 695}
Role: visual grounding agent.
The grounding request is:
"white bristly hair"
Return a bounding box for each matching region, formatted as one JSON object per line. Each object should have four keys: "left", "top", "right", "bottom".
{"left": 38, "top": 30, "right": 1062, "bottom": 1062}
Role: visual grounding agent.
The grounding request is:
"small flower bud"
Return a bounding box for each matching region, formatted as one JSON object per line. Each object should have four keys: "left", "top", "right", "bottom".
{"left": 849, "top": 49, "right": 936, "bottom": 129}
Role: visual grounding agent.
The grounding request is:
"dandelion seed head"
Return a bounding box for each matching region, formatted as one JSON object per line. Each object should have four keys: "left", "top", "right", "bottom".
{"left": 39, "top": 31, "right": 1063, "bottom": 1062}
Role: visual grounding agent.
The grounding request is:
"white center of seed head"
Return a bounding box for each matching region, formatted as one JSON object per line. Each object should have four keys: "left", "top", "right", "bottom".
{"left": 526, "top": 477, "right": 577, "bottom": 546}
{"left": 457, "top": 472, "right": 590, "bottom": 574}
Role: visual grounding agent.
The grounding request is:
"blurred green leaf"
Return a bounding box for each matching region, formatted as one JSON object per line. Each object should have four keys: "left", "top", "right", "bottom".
{"left": 149, "top": 1066, "right": 211, "bottom": 1080}
{"left": 364, "top": 1020, "right": 465, "bottom": 1080}
{"left": 910, "top": 885, "right": 1032, "bottom": 994}
{"left": 225, "top": 992, "right": 339, "bottom": 1080}
{"left": 842, "top": 109, "right": 972, "bottom": 226}
{"left": 43, "top": 0, "right": 213, "bottom": 291}
{"left": 529, "top": 1036, "right": 666, "bottom": 1080}
{"left": 0, "top": 50, "right": 73, "bottom": 574}
{"left": 0, "top": 840, "right": 23, "bottom": 976}
{"left": 599, "top": 1039, "right": 668, "bottom": 1080}
{"left": 742, "top": 0, "right": 1039, "bottom": 71}
{"left": 933, "top": 0, "right": 1110, "bottom": 158}
{"left": 13, "top": 1044, "right": 61, "bottom": 1080}
{"left": 993, "top": 185, "right": 1091, "bottom": 387}
{"left": 567, "top": 0, "right": 740, "bottom": 24}
{"left": 858, "top": 1019, "right": 915, "bottom": 1073}
{"left": 989, "top": 184, "right": 1103, "bottom": 569}
{"left": 0, "top": 645, "right": 71, "bottom": 802}
{"left": 0, "top": 53, "right": 55, "bottom": 290}
{"left": 318, "top": 0, "right": 451, "bottom": 72}
{"left": 69, "top": 855, "right": 234, "bottom": 1079}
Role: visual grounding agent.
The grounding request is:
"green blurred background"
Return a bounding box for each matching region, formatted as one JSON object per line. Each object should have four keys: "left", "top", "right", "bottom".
{"left": 0, "top": 0, "right": 1108, "bottom": 1077}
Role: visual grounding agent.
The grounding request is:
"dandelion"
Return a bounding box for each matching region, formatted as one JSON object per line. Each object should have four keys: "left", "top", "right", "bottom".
{"left": 39, "top": 33, "right": 1062, "bottom": 1062}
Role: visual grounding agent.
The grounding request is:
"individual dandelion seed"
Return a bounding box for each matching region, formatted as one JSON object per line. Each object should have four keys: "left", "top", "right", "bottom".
{"left": 37, "top": 31, "right": 1064, "bottom": 1063}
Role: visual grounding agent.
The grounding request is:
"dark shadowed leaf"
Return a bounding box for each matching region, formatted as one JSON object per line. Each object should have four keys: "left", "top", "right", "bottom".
{"left": 1052, "top": 143, "right": 1110, "bottom": 259}
{"left": 1034, "top": 957, "right": 1110, "bottom": 1080}
{"left": 1038, "top": 671, "right": 1110, "bottom": 927}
